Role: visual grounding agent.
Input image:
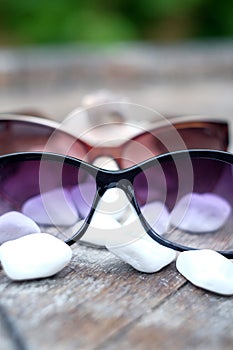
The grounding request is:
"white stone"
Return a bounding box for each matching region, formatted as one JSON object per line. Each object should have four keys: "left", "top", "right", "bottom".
{"left": 169, "top": 193, "right": 231, "bottom": 233}
{"left": 124, "top": 201, "right": 169, "bottom": 235}
{"left": 106, "top": 235, "right": 176, "bottom": 273}
{"left": 0, "top": 233, "right": 72, "bottom": 280}
{"left": 77, "top": 199, "right": 166, "bottom": 250}
{"left": 176, "top": 249, "right": 233, "bottom": 295}
{"left": 80, "top": 213, "right": 122, "bottom": 246}
{"left": 77, "top": 188, "right": 132, "bottom": 246}
{"left": 0, "top": 211, "right": 41, "bottom": 244}
{"left": 91, "top": 212, "right": 122, "bottom": 230}
{"left": 22, "top": 188, "right": 79, "bottom": 226}
{"left": 96, "top": 189, "right": 131, "bottom": 222}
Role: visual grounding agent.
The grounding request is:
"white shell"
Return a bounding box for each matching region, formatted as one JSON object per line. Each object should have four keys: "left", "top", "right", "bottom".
{"left": 0, "top": 233, "right": 72, "bottom": 280}
{"left": 106, "top": 234, "right": 176, "bottom": 273}
{"left": 0, "top": 211, "right": 40, "bottom": 244}
{"left": 22, "top": 188, "right": 79, "bottom": 226}
{"left": 176, "top": 249, "right": 233, "bottom": 295}
{"left": 169, "top": 193, "right": 231, "bottom": 232}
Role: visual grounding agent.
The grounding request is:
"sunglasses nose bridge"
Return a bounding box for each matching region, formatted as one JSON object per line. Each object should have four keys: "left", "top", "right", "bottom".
{"left": 93, "top": 174, "right": 138, "bottom": 228}
{"left": 97, "top": 170, "right": 134, "bottom": 200}
{"left": 112, "top": 176, "right": 137, "bottom": 210}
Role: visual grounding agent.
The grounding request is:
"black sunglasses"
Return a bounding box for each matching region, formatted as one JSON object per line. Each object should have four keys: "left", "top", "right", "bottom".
{"left": 0, "top": 149, "right": 233, "bottom": 257}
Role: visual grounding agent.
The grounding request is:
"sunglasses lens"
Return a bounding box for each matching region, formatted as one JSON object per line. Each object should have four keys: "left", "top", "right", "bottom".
{"left": 122, "top": 124, "right": 226, "bottom": 167}
{"left": 133, "top": 154, "right": 233, "bottom": 251}
{"left": 0, "top": 157, "right": 96, "bottom": 243}
{"left": 0, "top": 120, "right": 87, "bottom": 159}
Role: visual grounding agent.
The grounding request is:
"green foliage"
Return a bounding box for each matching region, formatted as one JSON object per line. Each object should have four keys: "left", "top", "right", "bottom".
{"left": 0, "top": 0, "right": 233, "bottom": 45}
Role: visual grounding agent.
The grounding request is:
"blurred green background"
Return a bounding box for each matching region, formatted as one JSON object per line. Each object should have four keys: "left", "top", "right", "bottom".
{"left": 0, "top": 0, "right": 233, "bottom": 46}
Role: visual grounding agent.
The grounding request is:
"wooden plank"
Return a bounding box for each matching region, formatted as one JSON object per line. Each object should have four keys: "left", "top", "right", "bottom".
{"left": 0, "top": 301, "right": 28, "bottom": 350}
{"left": 0, "top": 244, "right": 185, "bottom": 350}
{"left": 0, "top": 311, "right": 16, "bottom": 350}
{"left": 99, "top": 282, "right": 233, "bottom": 350}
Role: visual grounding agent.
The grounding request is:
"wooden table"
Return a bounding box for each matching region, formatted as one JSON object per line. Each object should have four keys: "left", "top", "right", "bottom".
{"left": 1, "top": 42, "right": 233, "bottom": 350}
{"left": 1, "top": 241, "right": 233, "bottom": 350}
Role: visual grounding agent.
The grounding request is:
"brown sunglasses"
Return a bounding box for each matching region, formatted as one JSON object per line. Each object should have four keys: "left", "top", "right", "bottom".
{"left": 0, "top": 113, "right": 229, "bottom": 169}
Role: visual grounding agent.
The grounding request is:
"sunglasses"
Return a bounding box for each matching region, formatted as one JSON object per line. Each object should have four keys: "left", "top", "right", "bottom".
{"left": 0, "top": 114, "right": 229, "bottom": 168}
{"left": 0, "top": 149, "right": 233, "bottom": 257}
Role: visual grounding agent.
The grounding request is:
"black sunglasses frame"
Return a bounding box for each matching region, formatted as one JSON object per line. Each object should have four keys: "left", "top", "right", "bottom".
{"left": 1, "top": 149, "right": 233, "bottom": 257}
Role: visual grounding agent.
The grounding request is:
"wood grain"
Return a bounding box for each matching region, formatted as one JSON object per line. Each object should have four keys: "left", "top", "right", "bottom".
{"left": 0, "top": 244, "right": 186, "bottom": 350}
{"left": 1, "top": 243, "right": 232, "bottom": 350}
{"left": 99, "top": 284, "right": 233, "bottom": 350}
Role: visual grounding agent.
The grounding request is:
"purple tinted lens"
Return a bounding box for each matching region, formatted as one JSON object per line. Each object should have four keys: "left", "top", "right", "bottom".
{"left": 134, "top": 156, "right": 233, "bottom": 251}
{"left": 0, "top": 158, "right": 96, "bottom": 243}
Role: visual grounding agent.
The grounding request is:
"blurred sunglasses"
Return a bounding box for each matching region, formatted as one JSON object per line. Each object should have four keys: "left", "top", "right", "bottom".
{"left": 0, "top": 149, "right": 233, "bottom": 257}
{"left": 0, "top": 113, "right": 229, "bottom": 168}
